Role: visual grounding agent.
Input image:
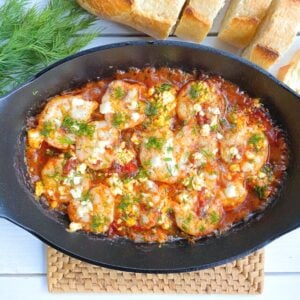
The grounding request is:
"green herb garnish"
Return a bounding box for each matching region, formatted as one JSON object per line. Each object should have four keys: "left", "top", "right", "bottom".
{"left": 114, "top": 86, "right": 125, "bottom": 99}
{"left": 248, "top": 134, "right": 264, "bottom": 152}
{"left": 112, "top": 112, "right": 125, "bottom": 128}
{"left": 80, "top": 191, "right": 90, "bottom": 202}
{"left": 40, "top": 121, "right": 55, "bottom": 137}
{"left": 145, "top": 136, "right": 164, "bottom": 150}
{"left": 135, "top": 168, "right": 149, "bottom": 179}
{"left": 210, "top": 124, "right": 218, "bottom": 132}
{"left": 209, "top": 211, "right": 220, "bottom": 224}
{"left": 58, "top": 135, "right": 74, "bottom": 145}
{"left": 62, "top": 116, "right": 95, "bottom": 137}
{"left": 91, "top": 214, "right": 108, "bottom": 231}
{"left": 156, "top": 83, "right": 172, "bottom": 93}
{"left": 145, "top": 101, "right": 158, "bottom": 116}
{"left": 254, "top": 185, "right": 268, "bottom": 199}
{"left": 200, "top": 149, "right": 214, "bottom": 159}
{"left": 0, "top": 0, "right": 98, "bottom": 96}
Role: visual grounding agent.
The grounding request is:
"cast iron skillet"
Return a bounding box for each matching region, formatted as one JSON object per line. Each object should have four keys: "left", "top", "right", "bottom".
{"left": 0, "top": 41, "right": 300, "bottom": 273}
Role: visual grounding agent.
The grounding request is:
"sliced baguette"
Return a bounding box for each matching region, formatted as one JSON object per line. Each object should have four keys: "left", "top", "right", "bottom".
{"left": 278, "top": 50, "right": 300, "bottom": 94}
{"left": 218, "top": 0, "right": 272, "bottom": 48}
{"left": 174, "top": 0, "right": 225, "bottom": 43}
{"left": 242, "top": 0, "right": 300, "bottom": 70}
{"left": 77, "top": 0, "right": 186, "bottom": 39}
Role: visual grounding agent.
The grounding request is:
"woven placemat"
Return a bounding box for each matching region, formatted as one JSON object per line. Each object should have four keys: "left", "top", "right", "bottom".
{"left": 48, "top": 248, "right": 264, "bottom": 294}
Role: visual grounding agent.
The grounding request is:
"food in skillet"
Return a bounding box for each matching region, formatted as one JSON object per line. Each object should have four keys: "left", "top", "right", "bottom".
{"left": 26, "top": 67, "right": 288, "bottom": 243}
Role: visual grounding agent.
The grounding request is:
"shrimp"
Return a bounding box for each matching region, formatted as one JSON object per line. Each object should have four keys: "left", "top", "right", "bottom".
{"left": 220, "top": 126, "right": 269, "bottom": 174}
{"left": 218, "top": 172, "right": 247, "bottom": 210}
{"left": 176, "top": 80, "right": 225, "bottom": 124}
{"left": 100, "top": 80, "right": 146, "bottom": 129}
{"left": 139, "top": 130, "right": 179, "bottom": 183}
{"left": 40, "top": 157, "right": 90, "bottom": 207}
{"left": 143, "top": 83, "right": 177, "bottom": 130}
{"left": 37, "top": 95, "right": 98, "bottom": 149}
{"left": 174, "top": 124, "right": 219, "bottom": 178}
{"left": 173, "top": 190, "right": 223, "bottom": 236}
{"left": 75, "top": 120, "right": 119, "bottom": 170}
{"left": 68, "top": 184, "right": 115, "bottom": 233}
{"left": 115, "top": 179, "right": 172, "bottom": 230}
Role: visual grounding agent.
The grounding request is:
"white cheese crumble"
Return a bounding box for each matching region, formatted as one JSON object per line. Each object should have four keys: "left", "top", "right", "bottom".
{"left": 131, "top": 112, "right": 141, "bottom": 122}
{"left": 68, "top": 222, "right": 82, "bottom": 232}
{"left": 225, "top": 184, "right": 237, "bottom": 198}
{"left": 162, "top": 91, "right": 175, "bottom": 105}
{"left": 201, "top": 124, "right": 211, "bottom": 136}
{"left": 100, "top": 100, "right": 113, "bottom": 114}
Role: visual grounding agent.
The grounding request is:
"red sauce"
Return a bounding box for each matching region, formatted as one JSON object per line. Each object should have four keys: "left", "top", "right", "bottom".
{"left": 26, "top": 67, "right": 288, "bottom": 243}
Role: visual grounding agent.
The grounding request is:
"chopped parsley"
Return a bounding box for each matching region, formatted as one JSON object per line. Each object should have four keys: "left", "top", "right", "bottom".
{"left": 145, "top": 101, "right": 158, "bottom": 116}
{"left": 62, "top": 116, "right": 95, "bottom": 137}
{"left": 40, "top": 121, "right": 55, "bottom": 137}
{"left": 163, "top": 157, "right": 172, "bottom": 162}
{"left": 209, "top": 211, "right": 220, "bottom": 224}
{"left": 156, "top": 83, "right": 172, "bottom": 93}
{"left": 112, "top": 112, "right": 125, "bottom": 127}
{"left": 200, "top": 149, "right": 214, "bottom": 159}
{"left": 254, "top": 185, "right": 268, "bottom": 199}
{"left": 80, "top": 191, "right": 90, "bottom": 202}
{"left": 248, "top": 133, "right": 264, "bottom": 152}
{"left": 262, "top": 164, "right": 273, "bottom": 179}
{"left": 189, "top": 83, "right": 202, "bottom": 99}
{"left": 210, "top": 124, "right": 218, "bottom": 132}
{"left": 114, "top": 86, "right": 125, "bottom": 99}
{"left": 145, "top": 136, "right": 164, "bottom": 150}
{"left": 91, "top": 214, "right": 109, "bottom": 232}
{"left": 135, "top": 168, "right": 149, "bottom": 179}
{"left": 58, "top": 135, "right": 74, "bottom": 145}
{"left": 199, "top": 224, "right": 206, "bottom": 232}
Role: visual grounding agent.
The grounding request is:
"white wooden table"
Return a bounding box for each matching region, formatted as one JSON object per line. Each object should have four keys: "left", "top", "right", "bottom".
{"left": 0, "top": 1, "right": 300, "bottom": 298}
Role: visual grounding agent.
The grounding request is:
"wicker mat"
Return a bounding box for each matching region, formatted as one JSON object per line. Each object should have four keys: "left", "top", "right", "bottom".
{"left": 47, "top": 248, "right": 264, "bottom": 294}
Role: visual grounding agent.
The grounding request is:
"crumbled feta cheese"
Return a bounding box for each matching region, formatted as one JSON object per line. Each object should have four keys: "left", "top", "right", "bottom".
{"left": 245, "top": 151, "right": 255, "bottom": 160}
{"left": 77, "top": 163, "right": 87, "bottom": 174}
{"left": 225, "top": 184, "right": 237, "bottom": 198}
{"left": 193, "top": 103, "right": 202, "bottom": 113}
{"left": 131, "top": 112, "right": 141, "bottom": 122}
{"left": 151, "top": 156, "right": 162, "bottom": 168}
{"left": 127, "top": 100, "right": 138, "bottom": 110}
{"left": 242, "top": 162, "right": 254, "bottom": 172}
{"left": 70, "top": 186, "right": 83, "bottom": 199}
{"left": 217, "top": 133, "right": 223, "bottom": 140}
{"left": 100, "top": 100, "right": 113, "bottom": 114}
{"left": 229, "top": 147, "right": 241, "bottom": 159}
{"left": 28, "top": 129, "right": 43, "bottom": 149}
{"left": 162, "top": 91, "right": 175, "bottom": 105}
{"left": 68, "top": 222, "right": 82, "bottom": 232}
{"left": 73, "top": 176, "right": 82, "bottom": 185}
{"left": 201, "top": 124, "right": 211, "bottom": 136}
{"left": 192, "top": 173, "right": 205, "bottom": 191}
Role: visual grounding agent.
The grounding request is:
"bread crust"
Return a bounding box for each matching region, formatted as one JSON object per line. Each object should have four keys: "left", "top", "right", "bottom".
{"left": 77, "top": 0, "right": 186, "bottom": 39}
{"left": 218, "top": 0, "right": 272, "bottom": 48}
{"left": 242, "top": 0, "right": 300, "bottom": 69}
{"left": 174, "top": 0, "right": 225, "bottom": 43}
{"left": 278, "top": 50, "right": 300, "bottom": 94}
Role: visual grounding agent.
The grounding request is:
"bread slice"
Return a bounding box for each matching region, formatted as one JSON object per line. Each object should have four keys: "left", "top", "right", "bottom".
{"left": 218, "top": 0, "right": 272, "bottom": 48}
{"left": 174, "top": 0, "right": 225, "bottom": 43}
{"left": 242, "top": 0, "right": 300, "bottom": 70}
{"left": 278, "top": 50, "right": 300, "bottom": 94}
{"left": 77, "top": 0, "right": 186, "bottom": 39}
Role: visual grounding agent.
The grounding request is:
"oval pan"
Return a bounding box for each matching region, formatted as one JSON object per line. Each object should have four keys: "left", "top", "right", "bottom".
{"left": 0, "top": 41, "right": 300, "bottom": 273}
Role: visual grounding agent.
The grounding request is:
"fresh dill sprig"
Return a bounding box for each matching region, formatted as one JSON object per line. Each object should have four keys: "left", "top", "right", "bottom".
{"left": 0, "top": 0, "right": 99, "bottom": 96}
